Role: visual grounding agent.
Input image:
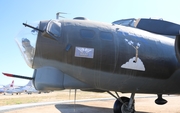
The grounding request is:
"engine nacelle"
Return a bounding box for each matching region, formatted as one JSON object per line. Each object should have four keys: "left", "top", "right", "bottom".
{"left": 175, "top": 36, "right": 180, "bottom": 62}
{"left": 32, "top": 66, "right": 91, "bottom": 91}
{"left": 133, "top": 18, "right": 180, "bottom": 63}
{"left": 135, "top": 18, "right": 180, "bottom": 35}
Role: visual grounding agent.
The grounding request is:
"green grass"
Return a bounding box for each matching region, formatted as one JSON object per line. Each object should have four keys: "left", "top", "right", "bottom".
{"left": 0, "top": 91, "right": 112, "bottom": 106}
{"left": 0, "top": 98, "right": 40, "bottom": 106}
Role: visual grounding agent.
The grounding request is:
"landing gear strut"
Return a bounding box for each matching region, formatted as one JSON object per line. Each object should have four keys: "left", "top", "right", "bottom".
{"left": 107, "top": 91, "right": 135, "bottom": 113}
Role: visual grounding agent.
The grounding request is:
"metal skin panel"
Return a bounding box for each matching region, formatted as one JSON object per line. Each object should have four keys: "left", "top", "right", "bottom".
{"left": 31, "top": 19, "right": 180, "bottom": 94}
{"left": 33, "top": 66, "right": 91, "bottom": 90}
{"left": 33, "top": 66, "right": 64, "bottom": 90}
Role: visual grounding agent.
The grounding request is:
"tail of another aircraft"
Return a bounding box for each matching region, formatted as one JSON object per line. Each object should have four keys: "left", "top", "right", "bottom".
{"left": 3, "top": 80, "right": 14, "bottom": 91}
{"left": 26, "top": 80, "right": 32, "bottom": 87}
{"left": 10, "top": 80, "right": 14, "bottom": 87}
{"left": 22, "top": 80, "right": 33, "bottom": 90}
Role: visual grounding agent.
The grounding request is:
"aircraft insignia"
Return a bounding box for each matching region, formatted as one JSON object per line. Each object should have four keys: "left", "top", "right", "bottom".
{"left": 75, "top": 47, "right": 94, "bottom": 58}
{"left": 121, "top": 39, "right": 145, "bottom": 71}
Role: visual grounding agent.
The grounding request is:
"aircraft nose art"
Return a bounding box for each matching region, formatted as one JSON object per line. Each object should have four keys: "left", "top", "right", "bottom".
{"left": 15, "top": 22, "right": 39, "bottom": 68}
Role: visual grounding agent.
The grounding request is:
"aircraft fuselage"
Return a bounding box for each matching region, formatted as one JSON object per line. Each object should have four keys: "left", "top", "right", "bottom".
{"left": 18, "top": 19, "right": 180, "bottom": 94}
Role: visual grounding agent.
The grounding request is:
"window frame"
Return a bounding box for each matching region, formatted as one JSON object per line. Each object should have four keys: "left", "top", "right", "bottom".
{"left": 99, "top": 31, "right": 114, "bottom": 41}
{"left": 46, "top": 20, "right": 62, "bottom": 40}
{"left": 80, "top": 29, "right": 95, "bottom": 39}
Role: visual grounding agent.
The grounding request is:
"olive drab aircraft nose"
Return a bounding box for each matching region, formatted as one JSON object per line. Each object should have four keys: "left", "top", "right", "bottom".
{"left": 15, "top": 20, "right": 63, "bottom": 68}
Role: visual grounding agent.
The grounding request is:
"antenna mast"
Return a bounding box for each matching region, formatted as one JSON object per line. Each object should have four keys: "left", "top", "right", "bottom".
{"left": 56, "top": 12, "right": 60, "bottom": 19}
{"left": 56, "top": 12, "right": 67, "bottom": 19}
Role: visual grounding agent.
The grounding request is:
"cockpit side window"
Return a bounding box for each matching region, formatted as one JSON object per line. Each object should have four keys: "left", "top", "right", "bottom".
{"left": 47, "top": 20, "right": 61, "bottom": 38}
{"left": 80, "top": 29, "right": 95, "bottom": 39}
{"left": 100, "top": 31, "right": 113, "bottom": 41}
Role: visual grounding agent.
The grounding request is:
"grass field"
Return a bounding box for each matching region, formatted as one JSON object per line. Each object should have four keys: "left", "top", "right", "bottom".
{"left": 0, "top": 90, "right": 112, "bottom": 106}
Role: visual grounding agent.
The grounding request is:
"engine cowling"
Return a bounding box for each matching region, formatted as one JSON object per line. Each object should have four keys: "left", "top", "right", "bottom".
{"left": 133, "top": 18, "right": 180, "bottom": 63}
{"left": 175, "top": 35, "right": 180, "bottom": 62}
{"left": 135, "top": 18, "right": 180, "bottom": 35}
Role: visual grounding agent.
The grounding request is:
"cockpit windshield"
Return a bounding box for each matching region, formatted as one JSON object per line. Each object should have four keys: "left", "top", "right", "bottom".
{"left": 47, "top": 20, "right": 61, "bottom": 37}
{"left": 15, "top": 22, "right": 39, "bottom": 68}
{"left": 112, "top": 18, "right": 136, "bottom": 27}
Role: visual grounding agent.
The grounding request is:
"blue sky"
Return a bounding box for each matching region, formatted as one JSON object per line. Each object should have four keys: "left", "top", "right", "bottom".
{"left": 0, "top": 0, "right": 180, "bottom": 86}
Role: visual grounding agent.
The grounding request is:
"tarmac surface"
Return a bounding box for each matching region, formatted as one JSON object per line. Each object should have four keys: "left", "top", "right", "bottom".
{"left": 2, "top": 95, "right": 180, "bottom": 113}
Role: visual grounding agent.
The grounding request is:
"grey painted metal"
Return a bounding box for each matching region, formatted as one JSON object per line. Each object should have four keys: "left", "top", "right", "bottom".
{"left": 33, "top": 66, "right": 91, "bottom": 90}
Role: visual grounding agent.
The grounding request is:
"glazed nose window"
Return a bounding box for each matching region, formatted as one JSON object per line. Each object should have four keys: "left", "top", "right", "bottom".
{"left": 15, "top": 22, "right": 39, "bottom": 67}
{"left": 21, "top": 38, "right": 35, "bottom": 63}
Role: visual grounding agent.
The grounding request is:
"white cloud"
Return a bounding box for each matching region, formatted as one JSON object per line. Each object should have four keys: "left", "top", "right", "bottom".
{"left": 121, "top": 57, "right": 145, "bottom": 71}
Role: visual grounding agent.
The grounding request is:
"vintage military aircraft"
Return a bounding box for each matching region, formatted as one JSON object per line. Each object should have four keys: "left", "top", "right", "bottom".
{"left": 3, "top": 15, "right": 180, "bottom": 113}
{"left": 24, "top": 80, "right": 41, "bottom": 94}
{"left": 0, "top": 80, "right": 14, "bottom": 95}
{"left": 6, "top": 80, "right": 33, "bottom": 95}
